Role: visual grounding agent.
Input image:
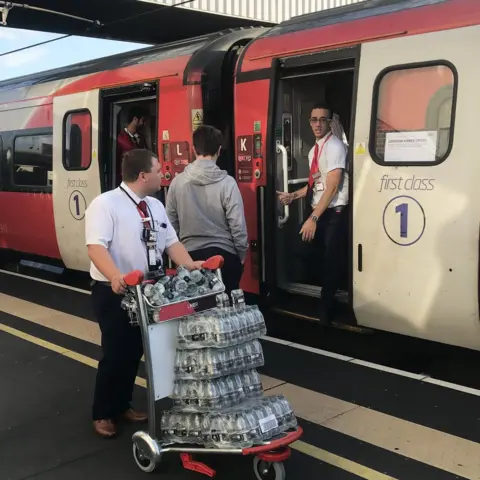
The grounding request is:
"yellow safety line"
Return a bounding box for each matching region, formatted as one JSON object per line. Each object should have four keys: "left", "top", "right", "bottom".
{"left": 292, "top": 440, "right": 397, "bottom": 480}
{"left": 0, "top": 322, "right": 396, "bottom": 480}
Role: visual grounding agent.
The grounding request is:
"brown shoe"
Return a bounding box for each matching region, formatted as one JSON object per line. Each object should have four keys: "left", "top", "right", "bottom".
{"left": 93, "top": 419, "right": 116, "bottom": 438}
{"left": 121, "top": 408, "right": 148, "bottom": 423}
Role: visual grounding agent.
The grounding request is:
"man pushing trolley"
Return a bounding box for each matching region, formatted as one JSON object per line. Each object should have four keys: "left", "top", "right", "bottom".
{"left": 121, "top": 255, "right": 303, "bottom": 479}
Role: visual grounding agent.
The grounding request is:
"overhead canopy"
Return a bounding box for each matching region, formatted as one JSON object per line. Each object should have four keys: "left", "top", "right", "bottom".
{"left": 0, "top": 0, "right": 274, "bottom": 45}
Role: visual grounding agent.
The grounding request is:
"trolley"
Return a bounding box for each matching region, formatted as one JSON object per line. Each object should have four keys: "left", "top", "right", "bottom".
{"left": 122, "top": 255, "right": 303, "bottom": 479}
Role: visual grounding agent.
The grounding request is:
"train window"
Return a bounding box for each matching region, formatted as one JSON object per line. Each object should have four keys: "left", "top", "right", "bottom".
{"left": 63, "top": 110, "right": 92, "bottom": 170}
{"left": 13, "top": 135, "right": 53, "bottom": 187}
{"left": 370, "top": 62, "right": 456, "bottom": 165}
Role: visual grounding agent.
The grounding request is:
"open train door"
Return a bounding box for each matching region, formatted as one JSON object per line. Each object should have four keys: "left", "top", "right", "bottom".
{"left": 52, "top": 90, "right": 101, "bottom": 272}
{"left": 352, "top": 25, "right": 480, "bottom": 348}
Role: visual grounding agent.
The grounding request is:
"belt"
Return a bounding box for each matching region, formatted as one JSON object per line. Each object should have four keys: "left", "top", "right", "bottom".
{"left": 91, "top": 279, "right": 111, "bottom": 287}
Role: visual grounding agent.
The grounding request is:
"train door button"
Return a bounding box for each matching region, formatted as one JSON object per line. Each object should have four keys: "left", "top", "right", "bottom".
{"left": 254, "top": 169, "right": 261, "bottom": 179}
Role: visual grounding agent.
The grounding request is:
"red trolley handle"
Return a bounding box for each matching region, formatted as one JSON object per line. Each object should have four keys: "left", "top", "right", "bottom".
{"left": 242, "top": 426, "right": 303, "bottom": 456}
{"left": 123, "top": 255, "right": 225, "bottom": 287}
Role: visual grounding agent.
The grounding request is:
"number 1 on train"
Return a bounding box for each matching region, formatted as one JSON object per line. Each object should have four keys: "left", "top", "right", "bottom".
{"left": 395, "top": 203, "right": 408, "bottom": 238}
{"left": 73, "top": 194, "right": 80, "bottom": 217}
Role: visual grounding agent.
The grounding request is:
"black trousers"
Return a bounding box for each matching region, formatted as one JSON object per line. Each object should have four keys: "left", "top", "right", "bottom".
{"left": 91, "top": 282, "right": 144, "bottom": 420}
{"left": 188, "top": 246, "right": 244, "bottom": 295}
{"left": 298, "top": 203, "right": 349, "bottom": 317}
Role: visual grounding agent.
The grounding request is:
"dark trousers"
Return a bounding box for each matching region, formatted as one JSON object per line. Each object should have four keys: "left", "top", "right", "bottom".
{"left": 188, "top": 246, "right": 244, "bottom": 295}
{"left": 298, "top": 204, "right": 349, "bottom": 318}
{"left": 91, "top": 282, "right": 144, "bottom": 420}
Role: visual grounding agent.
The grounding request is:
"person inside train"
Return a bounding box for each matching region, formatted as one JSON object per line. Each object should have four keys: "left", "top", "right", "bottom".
{"left": 277, "top": 103, "right": 349, "bottom": 324}
{"left": 116, "top": 106, "right": 149, "bottom": 185}
{"left": 85, "top": 148, "right": 204, "bottom": 438}
{"left": 166, "top": 124, "right": 248, "bottom": 294}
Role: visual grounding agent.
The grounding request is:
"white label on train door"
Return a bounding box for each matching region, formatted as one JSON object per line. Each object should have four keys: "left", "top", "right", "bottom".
{"left": 259, "top": 414, "right": 278, "bottom": 434}
{"left": 384, "top": 131, "right": 437, "bottom": 163}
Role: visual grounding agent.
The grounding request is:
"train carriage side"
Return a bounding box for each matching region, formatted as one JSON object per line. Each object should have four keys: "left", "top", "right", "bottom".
{"left": 234, "top": 0, "right": 480, "bottom": 351}
{"left": 0, "top": 28, "right": 263, "bottom": 274}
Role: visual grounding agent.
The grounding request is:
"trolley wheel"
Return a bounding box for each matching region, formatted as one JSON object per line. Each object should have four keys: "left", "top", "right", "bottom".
{"left": 253, "top": 457, "right": 286, "bottom": 480}
{"left": 133, "top": 443, "right": 157, "bottom": 473}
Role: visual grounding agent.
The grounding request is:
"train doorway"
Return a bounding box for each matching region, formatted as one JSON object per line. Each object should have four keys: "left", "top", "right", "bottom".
{"left": 99, "top": 82, "right": 158, "bottom": 193}
{"left": 268, "top": 50, "right": 358, "bottom": 322}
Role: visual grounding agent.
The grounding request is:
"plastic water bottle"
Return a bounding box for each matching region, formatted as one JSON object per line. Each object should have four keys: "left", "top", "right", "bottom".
{"left": 172, "top": 276, "right": 188, "bottom": 293}
{"left": 205, "top": 270, "right": 224, "bottom": 292}
{"left": 191, "top": 269, "right": 207, "bottom": 286}
{"left": 177, "top": 265, "right": 192, "bottom": 282}
{"left": 248, "top": 305, "right": 267, "bottom": 337}
{"left": 143, "top": 283, "right": 155, "bottom": 298}
{"left": 185, "top": 282, "right": 198, "bottom": 297}
{"left": 216, "top": 293, "right": 230, "bottom": 308}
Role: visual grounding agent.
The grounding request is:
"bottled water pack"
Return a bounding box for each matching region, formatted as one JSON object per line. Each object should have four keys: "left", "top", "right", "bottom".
{"left": 174, "top": 340, "right": 264, "bottom": 380}
{"left": 161, "top": 395, "right": 297, "bottom": 448}
{"left": 172, "top": 370, "right": 263, "bottom": 411}
{"left": 177, "top": 303, "right": 267, "bottom": 349}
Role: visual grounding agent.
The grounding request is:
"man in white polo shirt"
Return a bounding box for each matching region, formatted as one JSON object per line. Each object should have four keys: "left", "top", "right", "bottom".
{"left": 277, "top": 103, "right": 349, "bottom": 324}
{"left": 85, "top": 148, "right": 203, "bottom": 438}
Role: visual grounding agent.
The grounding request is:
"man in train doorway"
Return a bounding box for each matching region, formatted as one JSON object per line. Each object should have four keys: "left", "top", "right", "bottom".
{"left": 116, "top": 106, "right": 149, "bottom": 185}
{"left": 277, "top": 103, "right": 349, "bottom": 324}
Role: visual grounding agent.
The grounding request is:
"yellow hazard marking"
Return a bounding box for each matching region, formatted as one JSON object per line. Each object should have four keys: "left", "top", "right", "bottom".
{"left": 292, "top": 440, "right": 397, "bottom": 479}
{"left": 191, "top": 109, "right": 203, "bottom": 130}
{"left": 355, "top": 142, "right": 366, "bottom": 155}
{"left": 0, "top": 322, "right": 397, "bottom": 479}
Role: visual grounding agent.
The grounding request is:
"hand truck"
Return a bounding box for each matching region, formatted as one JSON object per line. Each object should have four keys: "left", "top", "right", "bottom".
{"left": 123, "top": 255, "right": 303, "bottom": 479}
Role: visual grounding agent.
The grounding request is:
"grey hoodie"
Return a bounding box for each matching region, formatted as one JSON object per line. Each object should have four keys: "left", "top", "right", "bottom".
{"left": 166, "top": 159, "right": 248, "bottom": 261}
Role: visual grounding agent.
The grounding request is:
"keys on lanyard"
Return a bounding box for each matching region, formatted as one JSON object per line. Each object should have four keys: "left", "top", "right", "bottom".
{"left": 137, "top": 202, "right": 158, "bottom": 271}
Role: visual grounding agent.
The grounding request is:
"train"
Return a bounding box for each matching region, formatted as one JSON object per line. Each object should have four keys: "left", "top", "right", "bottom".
{"left": 1, "top": 0, "right": 479, "bottom": 351}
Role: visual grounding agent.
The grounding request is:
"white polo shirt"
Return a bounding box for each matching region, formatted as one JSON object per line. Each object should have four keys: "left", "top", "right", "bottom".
{"left": 308, "top": 133, "right": 349, "bottom": 209}
{"left": 85, "top": 182, "right": 179, "bottom": 281}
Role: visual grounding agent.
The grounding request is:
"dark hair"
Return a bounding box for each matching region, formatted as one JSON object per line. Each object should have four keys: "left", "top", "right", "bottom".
{"left": 193, "top": 125, "right": 223, "bottom": 157}
{"left": 127, "top": 106, "right": 147, "bottom": 124}
{"left": 122, "top": 149, "right": 157, "bottom": 182}
{"left": 311, "top": 102, "right": 333, "bottom": 119}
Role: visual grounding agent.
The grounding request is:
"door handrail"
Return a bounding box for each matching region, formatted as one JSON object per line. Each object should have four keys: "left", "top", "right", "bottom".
{"left": 277, "top": 144, "right": 289, "bottom": 226}
{"left": 288, "top": 177, "right": 308, "bottom": 185}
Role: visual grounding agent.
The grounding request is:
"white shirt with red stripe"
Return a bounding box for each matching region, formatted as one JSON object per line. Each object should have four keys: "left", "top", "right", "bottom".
{"left": 85, "top": 182, "right": 179, "bottom": 281}
{"left": 308, "top": 133, "right": 349, "bottom": 209}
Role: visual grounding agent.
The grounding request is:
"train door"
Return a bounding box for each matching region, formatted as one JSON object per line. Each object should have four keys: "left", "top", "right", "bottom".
{"left": 352, "top": 25, "right": 480, "bottom": 349}
{"left": 99, "top": 81, "right": 158, "bottom": 193}
{"left": 52, "top": 90, "right": 100, "bottom": 272}
{"left": 268, "top": 49, "right": 357, "bottom": 322}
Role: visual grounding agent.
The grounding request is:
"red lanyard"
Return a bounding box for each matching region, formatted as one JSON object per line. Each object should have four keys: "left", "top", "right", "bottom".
{"left": 120, "top": 186, "right": 153, "bottom": 229}
{"left": 136, "top": 201, "right": 152, "bottom": 229}
{"left": 308, "top": 133, "right": 332, "bottom": 188}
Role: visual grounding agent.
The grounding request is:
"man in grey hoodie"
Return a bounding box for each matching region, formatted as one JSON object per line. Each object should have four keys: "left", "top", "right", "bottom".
{"left": 166, "top": 125, "right": 248, "bottom": 293}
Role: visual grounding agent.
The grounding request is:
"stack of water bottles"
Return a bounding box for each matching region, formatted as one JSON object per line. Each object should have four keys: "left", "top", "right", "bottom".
{"left": 142, "top": 266, "right": 224, "bottom": 306}
{"left": 120, "top": 265, "right": 225, "bottom": 325}
{"left": 160, "top": 288, "right": 298, "bottom": 449}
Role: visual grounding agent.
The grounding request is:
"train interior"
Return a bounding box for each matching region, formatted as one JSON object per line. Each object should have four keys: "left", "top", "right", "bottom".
{"left": 272, "top": 62, "right": 355, "bottom": 316}
{"left": 99, "top": 82, "right": 158, "bottom": 192}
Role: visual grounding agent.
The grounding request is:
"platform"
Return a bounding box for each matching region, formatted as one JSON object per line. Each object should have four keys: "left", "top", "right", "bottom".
{"left": 0, "top": 269, "right": 479, "bottom": 479}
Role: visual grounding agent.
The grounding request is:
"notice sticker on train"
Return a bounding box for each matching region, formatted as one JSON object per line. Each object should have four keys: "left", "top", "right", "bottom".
{"left": 385, "top": 131, "right": 437, "bottom": 163}
{"left": 355, "top": 142, "right": 366, "bottom": 155}
{"left": 191, "top": 109, "right": 203, "bottom": 130}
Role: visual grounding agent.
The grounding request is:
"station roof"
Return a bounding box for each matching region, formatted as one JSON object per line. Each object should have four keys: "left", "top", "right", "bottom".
{"left": 0, "top": 0, "right": 274, "bottom": 45}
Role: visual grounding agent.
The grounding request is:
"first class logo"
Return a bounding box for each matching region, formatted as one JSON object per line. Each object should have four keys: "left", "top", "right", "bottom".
{"left": 67, "top": 178, "right": 88, "bottom": 188}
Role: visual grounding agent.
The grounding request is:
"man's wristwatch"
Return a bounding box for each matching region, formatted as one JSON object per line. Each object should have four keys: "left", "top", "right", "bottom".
{"left": 310, "top": 214, "right": 319, "bottom": 223}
